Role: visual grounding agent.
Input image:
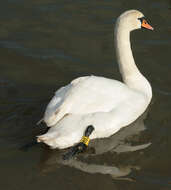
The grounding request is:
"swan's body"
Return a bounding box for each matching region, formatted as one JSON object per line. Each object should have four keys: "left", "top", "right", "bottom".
{"left": 37, "top": 10, "right": 153, "bottom": 149}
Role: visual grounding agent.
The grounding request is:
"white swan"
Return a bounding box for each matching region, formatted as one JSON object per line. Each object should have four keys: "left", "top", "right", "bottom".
{"left": 37, "top": 10, "right": 153, "bottom": 149}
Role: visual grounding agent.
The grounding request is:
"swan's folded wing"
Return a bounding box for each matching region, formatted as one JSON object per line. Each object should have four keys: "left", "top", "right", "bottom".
{"left": 43, "top": 76, "right": 130, "bottom": 127}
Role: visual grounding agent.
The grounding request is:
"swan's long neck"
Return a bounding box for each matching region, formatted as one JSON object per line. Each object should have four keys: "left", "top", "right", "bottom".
{"left": 114, "top": 22, "right": 152, "bottom": 101}
{"left": 115, "top": 24, "right": 140, "bottom": 84}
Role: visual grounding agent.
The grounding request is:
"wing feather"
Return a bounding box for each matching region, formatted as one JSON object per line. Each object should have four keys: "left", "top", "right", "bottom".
{"left": 43, "top": 76, "right": 90, "bottom": 126}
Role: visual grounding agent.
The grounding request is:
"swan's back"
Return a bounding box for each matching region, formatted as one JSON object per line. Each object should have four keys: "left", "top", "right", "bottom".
{"left": 43, "top": 75, "right": 146, "bottom": 127}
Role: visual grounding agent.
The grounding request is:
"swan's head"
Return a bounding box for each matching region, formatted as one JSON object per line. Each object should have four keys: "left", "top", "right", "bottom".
{"left": 116, "top": 10, "right": 153, "bottom": 31}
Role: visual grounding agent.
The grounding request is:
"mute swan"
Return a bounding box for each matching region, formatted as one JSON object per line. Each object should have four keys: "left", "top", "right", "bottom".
{"left": 37, "top": 10, "right": 153, "bottom": 149}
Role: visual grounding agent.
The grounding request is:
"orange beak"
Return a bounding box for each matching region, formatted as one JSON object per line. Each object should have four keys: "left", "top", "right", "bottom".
{"left": 141, "top": 19, "right": 154, "bottom": 30}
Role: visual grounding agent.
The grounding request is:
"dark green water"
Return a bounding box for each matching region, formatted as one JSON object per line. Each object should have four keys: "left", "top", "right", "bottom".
{"left": 1, "top": 0, "right": 171, "bottom": 189}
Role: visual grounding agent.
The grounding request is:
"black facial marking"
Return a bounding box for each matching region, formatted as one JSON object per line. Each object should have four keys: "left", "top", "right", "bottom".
{"left": 138, "top": 17, "right": 146, "bottom": 23}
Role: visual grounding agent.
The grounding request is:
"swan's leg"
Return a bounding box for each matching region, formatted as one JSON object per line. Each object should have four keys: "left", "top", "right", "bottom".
{"left": 63, "top": 125, "right": 95, "bottom": 160}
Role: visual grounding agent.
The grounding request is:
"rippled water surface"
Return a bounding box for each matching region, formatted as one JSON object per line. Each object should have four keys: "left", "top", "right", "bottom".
{"left": 1, "top": 0, "right": 171, "bottom": 189}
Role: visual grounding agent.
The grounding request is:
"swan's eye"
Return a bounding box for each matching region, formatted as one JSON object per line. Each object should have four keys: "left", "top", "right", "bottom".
{"left": 143, "top": 20, "right": 147, "bottom": 24}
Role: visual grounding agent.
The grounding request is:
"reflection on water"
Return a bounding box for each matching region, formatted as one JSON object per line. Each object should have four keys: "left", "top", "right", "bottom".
{"left": 37, "top": 111, "right": 151, "bottom": 180}
{"left": 0, "top": 0, "right": 171, "bottom": 190}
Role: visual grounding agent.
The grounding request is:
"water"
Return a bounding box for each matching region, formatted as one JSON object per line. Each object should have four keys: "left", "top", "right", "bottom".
{"left": 0, "top": 0, "right": 171, "bottom": 189}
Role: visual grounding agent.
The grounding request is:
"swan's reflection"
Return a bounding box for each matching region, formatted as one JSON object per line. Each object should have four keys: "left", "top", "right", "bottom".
{"left": 38, "top": 111, "right": 151, "bottom": 179}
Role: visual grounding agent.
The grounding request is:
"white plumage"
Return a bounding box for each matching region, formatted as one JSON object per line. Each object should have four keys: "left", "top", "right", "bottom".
{"left": 37, "top": 10, "right": 153, "bottom": 149}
